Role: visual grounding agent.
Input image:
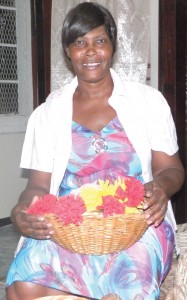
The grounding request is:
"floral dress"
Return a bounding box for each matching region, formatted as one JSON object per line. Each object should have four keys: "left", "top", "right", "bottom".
{"left": 6, "top": 117, "right": 174, "bottom": 300}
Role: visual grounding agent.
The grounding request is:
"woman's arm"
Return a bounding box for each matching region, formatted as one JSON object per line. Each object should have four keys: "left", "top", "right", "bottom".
{"left": 11, "top": 170, "right": 54, "bottom": 239}
{"left": 143, "top": 151, "right": 185, "bottom": 227}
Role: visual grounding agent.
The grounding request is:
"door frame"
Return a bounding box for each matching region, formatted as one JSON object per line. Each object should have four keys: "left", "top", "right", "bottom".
{"left": 159, "top": 0, "right": 187, "bottom": 223}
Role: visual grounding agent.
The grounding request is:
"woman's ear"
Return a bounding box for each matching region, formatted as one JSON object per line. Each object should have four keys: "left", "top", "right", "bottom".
{"left": 66, "top": 47, "right": 70, "bottom": 59}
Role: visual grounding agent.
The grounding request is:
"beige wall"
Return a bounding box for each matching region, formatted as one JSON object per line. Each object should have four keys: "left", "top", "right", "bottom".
{"left": 0, "top": 133, "right": 27, "bottom": 218}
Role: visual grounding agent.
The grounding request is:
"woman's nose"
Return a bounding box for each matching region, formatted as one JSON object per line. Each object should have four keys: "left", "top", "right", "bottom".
{"left": 85, "top": 43, "right": 97, "bottom": 56}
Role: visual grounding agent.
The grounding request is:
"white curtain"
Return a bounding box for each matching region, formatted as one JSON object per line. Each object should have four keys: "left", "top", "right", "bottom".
{"left": 51, "top": 0, "right": 150, "bottom": 91}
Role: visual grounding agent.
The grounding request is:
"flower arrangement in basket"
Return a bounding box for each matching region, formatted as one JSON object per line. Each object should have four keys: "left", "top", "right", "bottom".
{"left": 28, "top": 177, "right": 149, "bottom": 255}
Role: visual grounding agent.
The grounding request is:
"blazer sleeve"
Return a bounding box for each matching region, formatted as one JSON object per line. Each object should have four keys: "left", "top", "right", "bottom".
{"left": 146, "top": 89, "right": 179, "bottom": 155}
{"left": 20, "top": 102, "right": 56, "bottom": 172}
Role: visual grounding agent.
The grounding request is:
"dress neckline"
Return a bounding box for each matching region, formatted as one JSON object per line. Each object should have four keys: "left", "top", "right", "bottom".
{"left": 72, "top": 116, "right": 119, "bottom": 133}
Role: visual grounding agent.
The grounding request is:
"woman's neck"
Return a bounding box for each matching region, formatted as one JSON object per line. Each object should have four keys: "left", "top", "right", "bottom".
{"left": 75, "top": 73, "right": 114, "bottom": 103}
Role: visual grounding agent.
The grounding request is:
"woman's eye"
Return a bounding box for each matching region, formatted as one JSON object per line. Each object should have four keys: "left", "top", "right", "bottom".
{"left": 96, "top": 39, "right": 105, "bottom": 45}
{"left": 74, "top": 40, "right": 85, "bottom": 47}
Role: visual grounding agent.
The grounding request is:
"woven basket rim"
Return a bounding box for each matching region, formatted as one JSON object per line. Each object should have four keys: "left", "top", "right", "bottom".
{"left": 45, "top": 211, "right": 146, "bottom": 220}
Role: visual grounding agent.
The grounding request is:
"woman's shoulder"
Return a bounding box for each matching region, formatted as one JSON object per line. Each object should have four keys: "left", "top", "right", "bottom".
{"left": 37, "top": 77, "right": 78, "bottom": 114}
{"left": 46, "top": 81, "right": 75, "bottom": 104}
{"left": 111, "top": 69, "right": 164, "bottom": 104}
{"left": 124, "top": 80, "right": 161, "bottom": 97}
{"left": 124, "top": 81, "right": 168, "bottom": 108}
{"left": 29, "top": 81, "right": 75, "bottom": 123}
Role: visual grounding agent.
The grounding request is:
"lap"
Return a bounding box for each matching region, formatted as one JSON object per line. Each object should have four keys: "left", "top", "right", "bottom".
{"left": 6, "top": 281, "right": 68, "bottom": 300}
{"left": 6, "top": 220, "right": 174, "bottom": 300}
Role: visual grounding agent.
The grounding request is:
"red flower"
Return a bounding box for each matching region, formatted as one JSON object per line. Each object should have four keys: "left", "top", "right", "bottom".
{"left": 27, "top": 177, "right": 144, "bottom": 225}
{"left": 115, "top": 186, "right": 126, "bottom": 199}
{"left": 27, "top": 194, "right": 56, "bottom": 215}
{"left": 54, "top": 194, "right": 86, "bottom": 225}
{"left": 99, "top": 195, "right": 125, "bottom": 217}
{"left": 122, "top": 177, "right": 144, "bottom": 207}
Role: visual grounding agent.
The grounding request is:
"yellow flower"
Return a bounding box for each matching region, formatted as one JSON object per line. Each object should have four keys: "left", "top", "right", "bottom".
{"left": 97, "top": 179, "right": 116, "bottom": 197}
{"left": 125, "top": 207, "right": 140, "bottom": 214}
{"left": 125, "top": 204, "right": 143, "bottom": 214}
{"left": 113, "top": 177, "right": 126, "bottom": 191}
{"left": 98, "top": 177, "right": 126, "bottom": 197}
{"left": 80, "top": 178, "right": 126, "bottom": 212}
{"left": 80, "top": 185, "right": 102, "bottom": 212}
{"left": 79, "top": 177, "right": 141, "bottom": 214}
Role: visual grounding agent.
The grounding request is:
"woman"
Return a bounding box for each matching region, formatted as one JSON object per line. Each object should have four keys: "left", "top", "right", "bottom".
{"left": 6, "top": 2, "right": 184, "bottom": 300}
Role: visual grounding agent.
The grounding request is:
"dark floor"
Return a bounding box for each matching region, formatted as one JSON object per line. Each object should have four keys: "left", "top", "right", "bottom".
{"left": 0, "top": 224, "right": 20, "bottom": 300}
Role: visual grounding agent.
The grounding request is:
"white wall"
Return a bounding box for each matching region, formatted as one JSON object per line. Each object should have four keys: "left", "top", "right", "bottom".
{"left": 0, "top": 133, "right": 27, "bottom": 218}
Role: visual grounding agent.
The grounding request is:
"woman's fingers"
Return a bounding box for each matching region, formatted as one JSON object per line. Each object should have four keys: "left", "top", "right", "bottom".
{"left": 143, "top": 181, "right": 168, "bottom": 226}
{"left": 144, "top": 203, "right": 167, "bottom": 226}
{"left": 14, "top": 210, "right": 54, "bottom": 239}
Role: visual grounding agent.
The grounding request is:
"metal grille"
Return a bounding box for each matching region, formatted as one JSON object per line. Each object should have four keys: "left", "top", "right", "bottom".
{"left": 0, "top": 0, "right": 15, "bottom": 8}
{"left": 0, "top": 0, "right": 18, "bottom": 114}
{"left": 0, "top": 8, "right": 16, "bottom": 43}
{"left": 0, "top": 82, "right": 18, "bottom": 113}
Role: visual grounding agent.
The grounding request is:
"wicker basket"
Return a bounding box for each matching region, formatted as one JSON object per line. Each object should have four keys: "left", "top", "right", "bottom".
{"left": 46, "top": 212, "right": 148, "bottom": 255}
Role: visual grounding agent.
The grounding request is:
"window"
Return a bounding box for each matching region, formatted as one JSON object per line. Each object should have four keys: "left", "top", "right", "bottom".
{"left": 0, "top": 0, "right": 33, "bottom": 132}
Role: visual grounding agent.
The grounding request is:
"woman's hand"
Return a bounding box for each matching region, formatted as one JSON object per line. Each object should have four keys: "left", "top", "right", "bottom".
{"left": 11, "top": 169, "right": 53, "bottom": 239}
{"left": 143, "top": 150, "right": 185, "bottom": 227}
{"left": 143, "top": 181, "right": 168, "bottom": 227}
{"left": 11, "top": 196, "right": 54, "bottom": 239}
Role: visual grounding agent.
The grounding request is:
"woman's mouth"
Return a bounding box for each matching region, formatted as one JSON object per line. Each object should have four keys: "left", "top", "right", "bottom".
{"left": 83, "top": 62, "right": 101, "bottom": 67}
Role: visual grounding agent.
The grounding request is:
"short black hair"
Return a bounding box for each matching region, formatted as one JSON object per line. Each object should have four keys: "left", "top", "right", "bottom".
{"left": 61, "top": 2, "right": 117, "bottom": 57}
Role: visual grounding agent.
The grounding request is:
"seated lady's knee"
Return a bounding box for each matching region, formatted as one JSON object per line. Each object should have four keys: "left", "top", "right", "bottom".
{"left": 6, "top": 282, "right": 40, "bottom": 300}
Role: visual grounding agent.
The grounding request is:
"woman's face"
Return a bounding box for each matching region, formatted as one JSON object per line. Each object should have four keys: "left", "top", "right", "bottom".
{"left": 66, "top": 25, "right": 113, "bottom": 83}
